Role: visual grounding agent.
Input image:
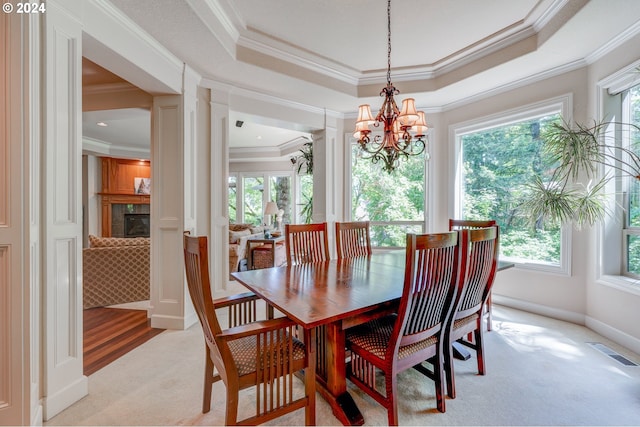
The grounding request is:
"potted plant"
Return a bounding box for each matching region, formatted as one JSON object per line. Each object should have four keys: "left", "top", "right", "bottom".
{"left": 292, "top": 142, "right": 314, "bottom": 223}
{"left": 521, "top": 120, "right": 640, "bottom": 228}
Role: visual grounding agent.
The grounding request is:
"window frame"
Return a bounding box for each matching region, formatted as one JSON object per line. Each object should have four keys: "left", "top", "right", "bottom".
{"left": 450, "top": 95, "right": 572, "bottom": 275}
{"left": 598, "top": 58, "right": 640, "bottom": 293}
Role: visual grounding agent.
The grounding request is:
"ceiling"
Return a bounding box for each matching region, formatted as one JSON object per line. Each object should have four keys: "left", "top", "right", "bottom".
{"left": 83, "top": 0, "right": 640, "bottom": 159}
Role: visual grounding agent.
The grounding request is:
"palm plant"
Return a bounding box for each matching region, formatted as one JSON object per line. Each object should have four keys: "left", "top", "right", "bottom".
{"left": 521, "top": 120, "right": 640, "bottom": 229}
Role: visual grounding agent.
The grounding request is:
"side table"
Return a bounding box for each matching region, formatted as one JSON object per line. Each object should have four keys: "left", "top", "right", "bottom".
{"left": 246, "top": 236, "right": 286, "bottom": 270}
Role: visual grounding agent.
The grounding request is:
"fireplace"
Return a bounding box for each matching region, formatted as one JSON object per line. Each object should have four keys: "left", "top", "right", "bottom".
{"left": 123, "top": 213, "right": 151, "bottom": 238}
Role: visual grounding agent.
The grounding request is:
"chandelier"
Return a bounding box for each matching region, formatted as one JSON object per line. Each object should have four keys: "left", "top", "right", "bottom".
{"left": 353, "top": 0, "right": 428, "bottom": 173}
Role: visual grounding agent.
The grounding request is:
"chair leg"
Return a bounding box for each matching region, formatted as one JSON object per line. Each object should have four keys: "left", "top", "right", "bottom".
{"left": 475, "top": 328, "right": 486, "bottom": 375}
{"left": 443, "top": 339, "right": 456, "bottom": 399}
{"left": 225, "top": 384, "right": 240, "bottom": 426}
{"left": 434, "top": 351, "right": 446, "bottom": 413}
{"left": 203, "top": 348, "right": 214, "bottom": 413}
{"left": 386, "top": 372, "right": 399, "bottom": 426}
{"left": 486, "top": 293, "right": 493, "bottom": 331}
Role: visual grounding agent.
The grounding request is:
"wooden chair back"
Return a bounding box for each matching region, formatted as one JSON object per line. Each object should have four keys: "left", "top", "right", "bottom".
{"left": 449, "top": 219, "right": 498, "bottom": 332}
{"left": 449, "top": 218, "right": 497, "bottom": 231}
{"left": 335, "top": 221, "right": 372, "bottom": 259}
{"left": 183, "top": 234, "right": 224, "bottom": 361}
{"left": 392, "top": 231, "right": 466, "bottom": 351}
{"left": 443, "top": 226, "right": 499, "bottom": 400}
{"left": 455, "top": 226, "right": 499, "bottom": 320}
{"left": 285, "top": 222, "right": 330, "bottom": 265}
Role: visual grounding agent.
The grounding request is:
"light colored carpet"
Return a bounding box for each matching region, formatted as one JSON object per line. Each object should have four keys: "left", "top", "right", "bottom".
{"left": 46, "top": 305, "right": 640, "bottom": 426}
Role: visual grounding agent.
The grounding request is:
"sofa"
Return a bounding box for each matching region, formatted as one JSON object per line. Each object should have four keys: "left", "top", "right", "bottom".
{"left": 83, "top": 235, "right": 150, "bottom": 309}
{"left": 228, "top": 223, "right": 267, "bottom": 275}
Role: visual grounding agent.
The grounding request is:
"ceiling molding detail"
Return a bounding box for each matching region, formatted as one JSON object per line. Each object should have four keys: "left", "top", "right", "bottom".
{"left": 83, "top": 136, "right": 150, "bottom": 159}
{"left": 91, "top": 0, "right": 183, "bottom": 70}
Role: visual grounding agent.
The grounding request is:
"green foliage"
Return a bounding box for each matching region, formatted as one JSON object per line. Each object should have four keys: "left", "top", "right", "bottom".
{"left": 461, "top": 114, "right": 562, "bottom": 263}
{"left": 525, "top": 120, "right": 640, "bottom": 229}
{"left": 351, "top": 146, "right": 425, "bottom": 246}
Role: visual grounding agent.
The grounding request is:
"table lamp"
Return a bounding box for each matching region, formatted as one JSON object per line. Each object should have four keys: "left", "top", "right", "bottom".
{"left": 264, "top": 201, "right": 279, "bottom": 229}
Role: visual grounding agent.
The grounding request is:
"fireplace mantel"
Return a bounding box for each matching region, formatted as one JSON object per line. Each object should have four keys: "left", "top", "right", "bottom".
{"left": 100, "top": 193, "right": 150, "bottom": 237}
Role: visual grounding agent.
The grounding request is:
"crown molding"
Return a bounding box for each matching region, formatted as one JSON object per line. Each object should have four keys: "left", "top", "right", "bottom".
{"left": 83, "top": 136, "right": 150, "bottom": 159}
{"left": 82, "top": 82, "right": 140, "bottom": 95}
{"left": 202, "top": 77, "right": 342, "bottom": 119}
{"left": 441, "top": 59, "right": 585, "bottom": 112}
{"left": 91, "top": 0, "right": 183, "bottom": 70}
{"left": 586, "top": 19, "right": 640, "bottom": 65}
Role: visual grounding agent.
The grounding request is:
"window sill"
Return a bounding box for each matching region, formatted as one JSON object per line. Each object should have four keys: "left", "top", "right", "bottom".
{"left": 597, "top": 275, "right": 640, "bottom": 297}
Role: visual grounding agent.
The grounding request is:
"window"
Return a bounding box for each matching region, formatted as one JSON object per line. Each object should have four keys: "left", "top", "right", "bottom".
{"left": 296, "top": 174, "right": 313, "bottom": 224}
{"left": 350, "top": 143, "right": 427, "bottom": 247}
{"left": 229, "top": 172, "right": 295, "bottom": 227}
{"left": 600, "top": 64, "right": 640, "bottom": 287}
{"left": 228, "top": 176, "right": 237, "bottom": 223}
{"left": 622, "top": 84, "right": 640, "bottom": 277}
{"left": 454, "top": 97, "right": 570, "bottom": 273}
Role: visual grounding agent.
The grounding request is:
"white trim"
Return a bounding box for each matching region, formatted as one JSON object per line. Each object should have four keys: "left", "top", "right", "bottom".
{"left": 82, "top": 137, "right": 150, "bottom": 159}
{"left": 598, "top": 275, "right": 640, "bottom": 297}
{"left": 450, "top": 94, "right": 572, "bottom": 275}
{"left": 586, "top": 19, "right": 640, "bottom": 66}
{"left": 442, "top": 60, "right": 585, "bottom": 112}
{"left": 585, "top": 315, "right": 640, "bottom": 356}
{"left": 492, "top": 295, "right": 585, "bottom": 325}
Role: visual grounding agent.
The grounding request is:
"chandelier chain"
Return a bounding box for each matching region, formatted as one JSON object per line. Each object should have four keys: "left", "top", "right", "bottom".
{"left": 387, "top": 0, "right": 392, "bottom": 86}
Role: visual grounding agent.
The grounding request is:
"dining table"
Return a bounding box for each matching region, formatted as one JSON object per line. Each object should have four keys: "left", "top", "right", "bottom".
{"left": 231, "top": 250, "right": 513, "bottom": 426}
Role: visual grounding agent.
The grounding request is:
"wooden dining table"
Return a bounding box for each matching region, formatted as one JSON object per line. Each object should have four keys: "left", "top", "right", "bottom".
{"left": 231, "top": 251, "right": 514, "bottom": 426}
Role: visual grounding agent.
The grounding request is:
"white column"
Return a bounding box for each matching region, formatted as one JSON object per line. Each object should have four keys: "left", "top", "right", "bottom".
{"left": 210, "top": 87, "right": 230, "bottom": 293}
{"left": 150, "top": 94, "right": 196, "bottom": 330}
{"left": 41, "top": 1, "right": 88, "bottom": 419}
{"left": 311, "top": 124, "right": 339, "bottom": 255}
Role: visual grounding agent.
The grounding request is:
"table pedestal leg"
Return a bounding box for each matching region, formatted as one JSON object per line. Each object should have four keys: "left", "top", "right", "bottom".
{"left": 313, "top": 322, "right": 364, "bottom": 426}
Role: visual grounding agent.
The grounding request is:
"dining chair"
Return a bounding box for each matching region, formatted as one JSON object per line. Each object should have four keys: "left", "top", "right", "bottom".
{"left": 449, "top": 219, "right": 497, "bottom": 331}
{"left": 444, "top": 226, "right": 499, "bottom": 400}
{"left": 335, "top": 221, "right": 372, "bottom": 259}
{"left": 345, "top": 231, "right": 466, "bottom": 424}
{"left": 285, "top": 222, "right": 330, "bottom": 265}
{"left": 183, "top": 234, "right": 316, "bottom": 426}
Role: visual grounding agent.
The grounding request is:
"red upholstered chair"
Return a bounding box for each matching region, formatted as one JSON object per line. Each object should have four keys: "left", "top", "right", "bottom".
{"left": 335, "top": 221, "right": 372, "bottom": 259}
{"left": 444, "top": 226, "right": 499, "bottom": 399}
{"left": 285, "top": 223, "right": 330, "bottom": 265}
{"left": 448, "top": 219, "right": 497, "bottom": 331}
{"left": 345, "top": 231, "right": 466, "bottom": 424}
{"left": 183, "top": 234, "right": 316, "bottom": 425}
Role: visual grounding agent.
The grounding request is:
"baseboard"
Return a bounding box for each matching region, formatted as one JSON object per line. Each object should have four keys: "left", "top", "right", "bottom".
{"left": 493, "top": 294, "right": 640, "bottom": 356}
{"left": 150, "top": 312, "right": 198, "bottom": 330}
{"left": 585, "top": 316, "right": 640, "bottom": 355}
{"left": 492, "top": 294, "right": 586, "bottom": 325}
{"left": 42, "top": 375, "right": 88, "bottom": 421}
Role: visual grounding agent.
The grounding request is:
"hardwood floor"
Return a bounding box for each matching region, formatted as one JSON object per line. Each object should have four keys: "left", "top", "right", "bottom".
{"left": 83, "top": 307, "right": 165, "bottom": 376}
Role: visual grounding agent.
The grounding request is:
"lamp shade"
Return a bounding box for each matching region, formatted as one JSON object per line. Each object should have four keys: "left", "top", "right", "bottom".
{"left": 356, "top": 104, "right": 375, "bottom": 124}
{"left": 411, "top": 111, "right": 428, "bottom": 137}
{"left": 398, "top": 98, "right": 419, "bottom": 126}
{"left": 264, "top": 201, "right": 279, "bottom": 215}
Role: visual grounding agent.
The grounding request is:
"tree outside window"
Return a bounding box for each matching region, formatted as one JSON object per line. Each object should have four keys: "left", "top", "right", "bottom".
{"left": 351, "top": 144, "right": 426, "bottom": 247}
{"left": 623, "top": 84, "right": 640, "bottom": 276}
{"left": 459, "top": 112, "right": 562, "bottom": 264}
